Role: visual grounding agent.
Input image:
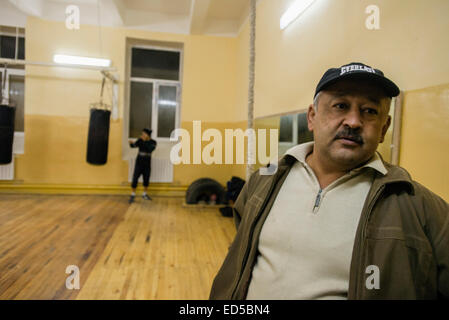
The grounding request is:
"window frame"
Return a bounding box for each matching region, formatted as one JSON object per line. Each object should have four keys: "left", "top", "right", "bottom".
{"left": 128, "top": 44, "right": 183, "bottom": 142}
{"left": 153, "top": 82, "right": 181, "bottom": 141}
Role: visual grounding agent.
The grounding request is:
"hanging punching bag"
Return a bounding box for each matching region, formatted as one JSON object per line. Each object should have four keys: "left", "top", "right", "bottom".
{"left": 86, "top": 108, "right": 110, "bottom": 165}
{"left": 0, "top": 104, "right": 15, "bottom": 165}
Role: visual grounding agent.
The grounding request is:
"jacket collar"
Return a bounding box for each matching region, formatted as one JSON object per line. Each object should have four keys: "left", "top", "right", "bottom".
{"left": 374, "top": 161, "right": 415, "bottom": 194}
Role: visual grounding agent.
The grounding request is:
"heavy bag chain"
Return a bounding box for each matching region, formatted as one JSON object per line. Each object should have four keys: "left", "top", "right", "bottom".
{"left": 1, "top": 64, "right": 8, "bottom": 105}
{"left": 89, "top": 75, "right": 111, "bottom": 111}
{"left": 1, "top": 29, "right": 20, "bottom": 106}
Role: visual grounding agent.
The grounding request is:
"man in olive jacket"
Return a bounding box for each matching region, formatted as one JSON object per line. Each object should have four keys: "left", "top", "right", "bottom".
{"left": 210, "top": 62, "right": 449, "bottom": 300}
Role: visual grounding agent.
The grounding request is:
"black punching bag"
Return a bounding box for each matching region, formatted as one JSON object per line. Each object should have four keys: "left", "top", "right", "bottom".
{"left": 86, "top": 108, "right": 110, "bottom": 165}
{"left": 0, "top": 105, "right": 15, "bottom": 164}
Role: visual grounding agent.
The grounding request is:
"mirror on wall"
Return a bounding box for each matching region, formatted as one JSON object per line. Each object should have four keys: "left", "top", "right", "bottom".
{"left": 254, "top": 94, "right": 402, "bottom": 169}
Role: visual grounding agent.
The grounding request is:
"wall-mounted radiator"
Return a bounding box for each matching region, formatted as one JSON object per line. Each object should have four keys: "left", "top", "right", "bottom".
{"left": 128, "top": 157, "right": 173, "bottom": 183}
{"left": 0, "top": 158, "right": 14, "bottom": 180}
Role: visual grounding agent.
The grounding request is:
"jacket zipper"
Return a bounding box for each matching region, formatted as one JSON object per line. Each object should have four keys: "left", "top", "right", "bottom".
{"left": 230, "top": 171, "right": 283, "bottom": 299}
{"left": 313, "top": 189, "right": 323, "bottom": 213}
{"left": 350, "top": 184, "right": 385, "bottom": 299}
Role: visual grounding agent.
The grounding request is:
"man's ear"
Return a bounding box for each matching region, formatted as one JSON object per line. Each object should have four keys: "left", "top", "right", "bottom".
{"left": 379, "top": 115, "right": 391, "bottom": 143}
{"left": 307, "top": 104, "right": 316, "bottom": 132}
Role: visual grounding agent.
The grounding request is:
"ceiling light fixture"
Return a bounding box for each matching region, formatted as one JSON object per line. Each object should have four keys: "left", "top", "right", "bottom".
{"left": 53, "top": 54, "right": 111, "bottom": 67}
{"left": 280, "top": 0, "right": 317, "bottom": 30}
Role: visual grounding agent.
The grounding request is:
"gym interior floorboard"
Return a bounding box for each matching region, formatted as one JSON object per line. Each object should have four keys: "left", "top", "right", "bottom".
{"left": 0, "top": 194, "right": 235, "bottom": 299}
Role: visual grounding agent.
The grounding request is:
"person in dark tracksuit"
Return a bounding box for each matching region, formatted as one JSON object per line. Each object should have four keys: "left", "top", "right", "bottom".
{"left": 129, "top": 128, "right": 157, "bottom": 203}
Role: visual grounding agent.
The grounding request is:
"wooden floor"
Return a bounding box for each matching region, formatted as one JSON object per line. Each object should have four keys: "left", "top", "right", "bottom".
{"left": 0, "top": 194, "right": 235, "bottom": 300}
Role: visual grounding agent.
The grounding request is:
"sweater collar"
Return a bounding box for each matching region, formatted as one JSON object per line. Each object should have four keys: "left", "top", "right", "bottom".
{"left": 278, "top": 142, "right": 414, "bottom": 194}
{"left": 285, "top": 141, "right": 388, "bottom": 176}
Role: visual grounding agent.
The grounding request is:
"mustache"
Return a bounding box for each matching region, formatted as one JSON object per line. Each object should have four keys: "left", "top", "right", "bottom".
{"left": 334, "top": 127, "right": 364, "bottom": 144}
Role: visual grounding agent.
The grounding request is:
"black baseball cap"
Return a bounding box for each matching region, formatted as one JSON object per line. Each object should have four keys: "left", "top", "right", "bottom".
{"left": 314, "top": 62, "right": 400, "bottom": 98}
{"left": 143, "top": 128, "right": 152, "bottom": 136}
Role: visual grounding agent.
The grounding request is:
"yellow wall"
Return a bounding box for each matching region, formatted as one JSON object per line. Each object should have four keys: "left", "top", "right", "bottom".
{"left": 234, "top": 0, "right": 449, "bottom": 200}
{"left": 234, "top": 21, "right": 250, "bottom": 122}
{"left": 374, "top": 100, "right": 395, "bottom": 163}
{"left": 15, "top": 17, "right": 240, "bottom": 187}
{"left": 400, "top": 83, "right": 449, "bottom": 202}
{"left": 16, "top": 115, "right": 127, "bottom": 184}
{"left": 173, "top": 121, "right": 247, "bottom": 185}
{"left": 236, "top": 0, "right": 449, "bottom": 119}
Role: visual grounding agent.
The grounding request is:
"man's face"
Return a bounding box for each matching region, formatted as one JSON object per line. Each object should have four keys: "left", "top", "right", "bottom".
{"left": 307, "top": 79, "right": 391, "bottom": 170}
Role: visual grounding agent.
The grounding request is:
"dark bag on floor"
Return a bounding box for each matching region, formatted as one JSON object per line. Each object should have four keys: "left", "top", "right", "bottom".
{"left": 220, "top": 176, "right": 246, "bottom": 218}
{"left": 219, "top": 206, "right": 234, "bottom": 217}
{"left": 226, "top": 176, "right": 246, "bottom": 202}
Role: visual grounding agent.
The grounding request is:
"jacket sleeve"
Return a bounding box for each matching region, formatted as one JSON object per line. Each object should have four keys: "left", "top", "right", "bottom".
{"left": 233, "top": 182, "right": 247, "bottom": 230}
{"left": 418, "top": 182, "right": 449, "bottom": 298}
{"left": 130, "top": 139, "right": 141, "bottom": 148}
{"left": 149, "top": 140, "right": 157, "bottom": 153}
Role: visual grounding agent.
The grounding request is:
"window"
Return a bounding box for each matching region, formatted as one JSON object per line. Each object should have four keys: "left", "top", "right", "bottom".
{"left": 129, "top": 81, "right": 153, "bottom": 138}
{"left": 279, "top": 115, "right": 293, "bottom": 143}
{"left": 128, "top": 46, "right": 182, "bottom": 140}
{"left": 0, "top": 26, "right": 25, "bottom": 60}
{"left": 279, "top": 112, "right": 313, "bottom": 145}
{"left": 297, "top": 113, "right": 313, "bottom": 143}
{"left": 0, "top": 35, "right": 25, "bottom": 59}
{"left": 157, "top": 85, "right": 177, "bottom": 138}
{"left": 131, "top": 48, "right": 179, "bottom": 80}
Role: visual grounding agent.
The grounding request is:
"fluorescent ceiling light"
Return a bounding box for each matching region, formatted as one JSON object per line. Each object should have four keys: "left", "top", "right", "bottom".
{"left": 53, "top": 54, "right": 111, "bottom": 67}
{"left": 280, "top": 0, "right": 317, "bottom": 30}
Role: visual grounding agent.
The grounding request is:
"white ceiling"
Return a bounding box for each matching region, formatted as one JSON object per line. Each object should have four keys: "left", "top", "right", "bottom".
{"left": 124, "top": 0, "right": 192, "bottom": 15}
{"left": 208, "top": 0, "right": 250, "bottom": 20}
{"left": 0, "top": 0, "right": 254, "bottom": 36}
